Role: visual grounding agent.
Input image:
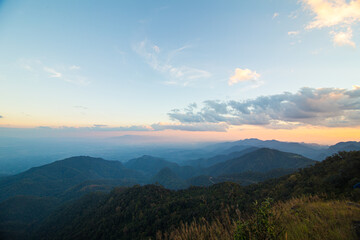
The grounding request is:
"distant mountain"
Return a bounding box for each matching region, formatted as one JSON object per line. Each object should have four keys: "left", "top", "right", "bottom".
{"left": 183, "top": 147, "right": 259, "bottom": 168}
{"left": 206, "top": 148, "right": 316, "bottom": 176}
{"left": 150, "top": 167, "right": 187, "bottom": 190}
{"left": 210, "top": 138, "right": 323, "bottom": 160}
{"left": 328, "top": 141, "right": 360, "bottom": 153}
{"left": 0, "top": 156, "right": 143, "bottom": 202}
{"left": 206, "top": 138, "right": 360, "bottom": 161}
{"left": 125, "top": 155, "right": 199, "bottom": 180}
{"left": 124, "top": 155, "right": 178, "bottom": 176}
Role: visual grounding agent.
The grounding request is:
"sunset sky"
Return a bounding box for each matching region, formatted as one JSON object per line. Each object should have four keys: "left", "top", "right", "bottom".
{"left": 1, "top": 0, "right": 360, "bottom": 144}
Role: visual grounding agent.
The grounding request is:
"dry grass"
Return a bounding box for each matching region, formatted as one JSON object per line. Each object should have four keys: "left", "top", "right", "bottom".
{"left": 156, "top": 209, "right": 240, "bottom": 240}
{"left": 275, "top": 196, "right": 360, "bottom": 240}
{"left": 156, "top": 196, "right": 360, "bottom": 240}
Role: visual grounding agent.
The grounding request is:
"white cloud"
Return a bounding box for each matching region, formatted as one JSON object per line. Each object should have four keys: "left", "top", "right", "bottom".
{"left": 229, "top": 68, "right": 260, "bottom": 86}
{"left": 43, "top": 67, "right": 62, "bottom": 78}
{"left": 272, "top": 12, "right": 279, "bottom": 19}
{"left": 153, "top": 45, "right": 160, "bottom": 53}
{"left": 302, "top": 0, "right": 360, "bottom": 46}
{"left": 20, "top": 59, "right": 89, "bottom": 85}
{"left": 288, "top": 31, "right": 300, "bottom": 36}
{"left": 69, "top": 65, "right": 81, "bottom": 70}
{"left": 134, "top": 40, "right": 211, "bottom": 86}
{"left": 331, "top": 27, "right": 356, "bottom": 47}
{"left": 304, "top": 0, "right": 360, "bottom": 29}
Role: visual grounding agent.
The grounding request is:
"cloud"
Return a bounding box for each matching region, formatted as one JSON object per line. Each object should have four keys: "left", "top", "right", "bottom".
{"left": 69, "top": 65, "right": 81, "bottom": 70}
{"left": 229, "top": 68, "right": 261, "bottom": 86}
{"left": 330, "top": 27, "right": 356, "bottom": 47}
{"left": 73, "top": 105, "right": 88, "bottom": 110}
{"left": 168, "top": 87, "right": 360, "bottom": 128}
{"left": 272, "top": 12, "right": 279, "bottom": 19}
{"left": 302, "top": 0, "right": 360, "bottom": 46}
{"left": 43, "top": 67, "right": 62, "bottom": 78}
{"left": 304, "top": 0, "right": 360, "bottom": 29}
{"left": 20, "top": 59, "right": 89, "bottom": 85}
{"left": 151, "top": 122, "right": 228, "bottom": 132}
{"left": 288, "top": 31, "right": 300, "bottom": 36}
{"left": 153, "top": 45, "right": 160, "bottom": 53}
{"left": 0, "top": 115, "right": 2, "bottom": 118}
{"left": 134, "top": 40, "right": 211, "bottom": 86}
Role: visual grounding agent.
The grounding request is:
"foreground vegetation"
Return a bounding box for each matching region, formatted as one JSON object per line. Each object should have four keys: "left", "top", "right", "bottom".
{"left": 157, "top": 196, "right": 360, "bottom": 240}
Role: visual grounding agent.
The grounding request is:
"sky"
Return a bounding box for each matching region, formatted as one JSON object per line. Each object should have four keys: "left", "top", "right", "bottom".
{"left": 0, "top": 0, "right": 360, "bottom": 144}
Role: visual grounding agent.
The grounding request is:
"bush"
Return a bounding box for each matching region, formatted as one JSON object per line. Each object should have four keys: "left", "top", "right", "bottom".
{"left": 234, "top": 198, "right": 283, "bottom": 240}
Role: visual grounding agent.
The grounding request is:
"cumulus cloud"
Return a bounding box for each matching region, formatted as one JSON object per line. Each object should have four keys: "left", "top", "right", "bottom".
{"left": 168, "top": 87, "right": 360, "bottom": 128}
{"left": 229, "top": 68, "right": 260, "bottom": 86}
{"left": 134, "top": 40, "right": 211, "bottom": 86}
{"left": 331, "top": 27, "right": 356, "bottom": 47}
{"left": 302, "top": 0, "right": 360, "bottom": 46}
{"left": 272, "top": 12, "right": 279, "bottom": 19}
{"left": 304, "top": 0, "right": 360, "bottom": 29}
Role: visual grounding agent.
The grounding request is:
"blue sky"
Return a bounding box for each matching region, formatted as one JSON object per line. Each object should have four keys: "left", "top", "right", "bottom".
{"left": 0, "top": 0, "right": 360, "bottom": 143}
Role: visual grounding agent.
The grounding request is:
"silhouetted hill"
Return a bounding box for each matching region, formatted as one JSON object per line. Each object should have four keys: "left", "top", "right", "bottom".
{"left": 0, "top": 156, "right": 143, "bottom": 201}
{"left": 206, "top": 148, "right": 316, "bottom": 176}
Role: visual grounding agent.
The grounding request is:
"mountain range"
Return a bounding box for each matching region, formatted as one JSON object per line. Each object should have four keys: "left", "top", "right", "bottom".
{"left": 0, "top": 139, "right": 359, "bottom": 239}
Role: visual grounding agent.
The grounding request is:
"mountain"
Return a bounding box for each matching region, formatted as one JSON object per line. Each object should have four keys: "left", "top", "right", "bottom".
{"left": 124, "top": 155, "right": 200, "bottom": 180}
{"left": 32, "top": 151, "right": 360, "bottom": 240}
{"left": 150, "top": 167, "right": 187, "bottom": 190}
{"left": 328, "top": 141, "right": 360, "bottom": 153}
{"left": 124, "top": 155, "right": 179, "bottom": 176}
{"left": 0, "top": 156, "right": 143, "bottom": 202}
{"left": 210, "top": 138, "right": 323, "bottom": 159}
{"left": 182, "top": 147, "right": 259, "bottom": 168}
{"left": 206, "top": 148, "right": 316, "bottom": 176}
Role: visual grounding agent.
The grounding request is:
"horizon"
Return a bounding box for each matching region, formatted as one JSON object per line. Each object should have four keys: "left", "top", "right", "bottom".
{"left": 1, "top": 0, "right": 360, "bottom": 145}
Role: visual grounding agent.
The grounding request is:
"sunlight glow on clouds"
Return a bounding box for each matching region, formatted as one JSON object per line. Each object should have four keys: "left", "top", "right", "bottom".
{"left": 168, "top": 87, "right": 360, "bottom": 129}
{"left": 331, "top": 27, "right": 356, "bottom": 47}
{"left": 229, "top": 68, "right": 260, "bottom": 86}
{"left": 303, "top": 0, "right": 360, "bottom": 47}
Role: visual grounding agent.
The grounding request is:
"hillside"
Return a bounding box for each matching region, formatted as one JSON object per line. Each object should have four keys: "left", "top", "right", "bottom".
{"left": 206, "top": 148, "right": 316, "bottom": 176}
{"left": 151, "top": 167, "right": 187, "bottom": 190}
{"left": 0, "top": 156, "right": 143, "bottom": 201}
{"left": 32, "top": 151, "right": 360, "bottom": 240}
